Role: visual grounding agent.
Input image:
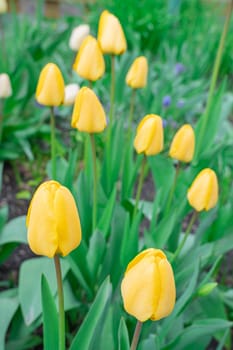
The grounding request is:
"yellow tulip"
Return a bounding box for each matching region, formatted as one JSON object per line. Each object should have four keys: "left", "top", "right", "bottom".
{"left": 121, "top": 248, "right": 176, "bottom": 322}
{"left": 71, "top": 87, "right": 107, "bottom": 133}
{"left": 0, "top": 0, "right": 7, "bottom": 13}
{"left": 36, "top": 63, "right": 65, "bottom": 106}
{"left": 97, "top": 10, "right": 127, "bottom": 55}
{"left": 73, "top": 35, "right": 105, "bottom": 81}
{"left": 134, "top": 114, "right": 163, "bottom": 156}
{"left": 169, "top": 124, "right": 195, "bottom": 162}
{"left": 26, "top": 181, "right": 82, "bottom": 258}
{"left": 187, "top": 168, "right": 218, "bottom": 211}
{"left": 126, "top": 56, "right": 148, "bottom": 89}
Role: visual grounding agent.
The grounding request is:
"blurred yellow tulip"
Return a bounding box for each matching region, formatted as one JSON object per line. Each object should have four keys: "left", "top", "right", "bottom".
{"left": 126, "top": 56, "right": 148, "bottom": 89}
{"left": 0, "top": 73, "right": 12, "bottom": 98}
{"left": 27, "top": 181, "right": 82, "bottom": 258}
{"left": 73, "top": 35, "right": 105, "bottom": 81}
{"left": 69, "top": 24, "right": 90, "bottom": 51}
{"left": 121, "top": 248, "right": 176, "bottom": 322}
{"left": 97, "top": 10, "right": 127, "bottom": 55}
{"left": 187, "top": 168, "right": 218, "bottom": 211}
{"left": 134, "top": 114, "right": 163, "bottom": 155}
{"left": 36, "top": 63, "right": 65, "bottom": 106}
{"left": 169, "top": 124, "right": 195, "bottom": 162}
{"left": 71, "top": 87, "right": 107, "bottom": 133}
{"left": 63, "top": 83, "right": 80, "bottom": 106}
{"left": 0, "top": 0, "right": 7, "bottom": 13}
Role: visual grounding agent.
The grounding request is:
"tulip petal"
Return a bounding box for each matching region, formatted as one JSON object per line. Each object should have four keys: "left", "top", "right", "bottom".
{"left": 151, "top": 259, "right": 176, "bottom": 321}
{"left": 134, "top": 117, "right": 156, "bottom": 154}
{"left": 121, "top": 255, "right": 160, "bottom": 322}
{"left": 54, "top": 186, "right": 82, "bottom": 256}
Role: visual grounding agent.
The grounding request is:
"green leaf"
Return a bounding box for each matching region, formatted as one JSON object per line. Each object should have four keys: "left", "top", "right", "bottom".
{"left": 69, "top": 277, "right": 112, "bottom": 350}
{"left": 0, "top": 294, "right": 19, "bottom": 349}
{"left": 41, "top": 275, "right": 59, "bottom": 350}
{"left": 87, "top": 230, "right": 106, "bottom": 282}
{"left": 118, "top": 318, "right": 130, "bottom": 350}
{"left": 97, "top": 186, "right": 117, "bottom": 237}
{"left": 0, "top": 216, "right": 27, "bottom": 245}
{"left": 19, "top": 257, "right": 69, "bottom": 325}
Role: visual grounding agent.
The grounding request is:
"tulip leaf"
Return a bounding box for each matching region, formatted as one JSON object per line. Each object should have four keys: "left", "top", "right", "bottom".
{"left": 87, "top": 230, "right": 106, "bottom": 282}
{"left": 0, "top": 215, "right": 27, "bottom": 245}
{"left": 138, "top": 334, "right": 160, "bottom": 350}
{"left": 19, "top": 257, "right": 69, "bottom": 325}
{"left": 118, "top": 318, "right": 130, "bottom": 350}
{"left": 41, "top": 275, "right": 59, "bottom": 350}
{"left": 69, "top": 277, "right": 112, "bottom": 350}
{"left": 0, "top": 292, "right": 19, "bottom": 349}
{"left": 97, "top": 186, "right": 117, "bottom": 238}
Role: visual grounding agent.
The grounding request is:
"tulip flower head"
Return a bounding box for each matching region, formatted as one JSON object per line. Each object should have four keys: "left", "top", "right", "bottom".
{"left": 26, "top": 181, "right": 82, "bottom": 258}
{"left": 126, "top": 56, "right": 148, "bottom": 89}
{"left": 0, "top": 73, "right": 12, "bottom": 98}
{"left": 0, "top": 0, "right": 7, "bottom": 13}
{"left": 36, "top": 63, "right": 65, "bottom": 107}
{"left": 97, "top": 10, "right": 127, "bottom": 55}
{"left": 73, "top": 35, "right": 105, "bottom": 81}
{"left": 187, "top": 168, "right": 218, "bottom": 211}
{"left": 69, "top": 24, "right": 90, "bottom": 51}
{"left": 63, "top": 83, "right": 80, "bottom": 106}
{"left": 121, "top": 248, "right": 176, "bottom": 322}
{"left": 169, "top": 124, "right": 195, "bottom": 163}
{"left": 134, "top": 114, "right": 163, "bottom": 156}
{"left": 71, "top": 87, "right": 107, "bottom": 133}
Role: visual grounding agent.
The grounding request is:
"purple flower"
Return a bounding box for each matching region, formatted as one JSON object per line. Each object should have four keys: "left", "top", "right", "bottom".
{"left": 162, "top": 95, "right": 172, "bottom": 108}
{"left": 174, "top": 63, "right": 185, "bottom": 75}
{"left": 162, "top": 119, "right": 168, "bottom": 128}
{"left": 177, "top": 99, "right": 185, "bottom": 108}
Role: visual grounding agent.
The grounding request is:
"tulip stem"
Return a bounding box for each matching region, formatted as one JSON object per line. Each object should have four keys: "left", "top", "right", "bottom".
{"left": 132, "top": 155, "right": 147, "bottom": 221}
{"left": 172, "top": 210, "right": 198, "bottom": 262}
{"left": 54, "top": 255, "right": 65, "bottom": 350}
{"left": 109, "top": 54, "right": 115, "bottom": 128}
{"left": 90, "top": 133, "right": 97, "bottom": 230}
{"left": 128, "top": 89, "right": 136, "bottom": 136}
{"left": 164, "top": 162, "right": 181, "bottom": 216}
{"left": 194, "top": 0, "right": 233, "bottom": 161}
{"left": 50, "top": 107, "right": 56, "bottom": 180}
{"left": 0, "top": 99, "right": 4, "bottom": 143}
{"left": 130, "top": 321, "right": 143, "bottom": 350}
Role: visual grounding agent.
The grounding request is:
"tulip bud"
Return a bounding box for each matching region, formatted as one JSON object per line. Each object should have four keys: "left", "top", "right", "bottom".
{"left": 73, "top": 35, "right": 105, "bottom": 81}
{"left": 36, "top": 63, "right": 65, "bottom": 107}
{"left": 97, "top": 10, "right": 127, "bottom": 55}
{"left": 187, "top": 168, "right": 218, "bottom": 211}
{"left": 169, "top": 124, "right": 195, "bottom": 163}
{"left": 134, "top": 114, "right": 163, "bottom": 156}
{"left": 0, "top": 0, "right": 7, "bottom": 13}
{"left": 0, "top": 73, "right": 12, "bottom": 98}
{"left": 26, "top": 181, "right": 82, "bottom": 258}
{"left": 69, "top": 24, "right": 90, "bottom": 51}
{"left": 121, "top": 248, "right": 176, "bottom": 322}
{"left": 63, "top": 83, "right": 80, "bottom": 106}
{"left": 126, "top": 56, "right": 148, "bottom": 89}
{"left": 71, "top": 87, "right": 107, "bottom": 133}
{"left": 197, "top": 282, "right": 217, "bottom": 297}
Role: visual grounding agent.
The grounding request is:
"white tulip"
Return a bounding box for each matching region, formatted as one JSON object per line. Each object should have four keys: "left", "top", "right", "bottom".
{"left": 0, "top": 73, "right": 12, "bottom": 98}
{"left": 0, "top": 0, "right": 7, "bottom": 14}
{"left": 63, "top": 83, "right": 80, "bottom": 106}
{"left": 69, "top": 24, "right": 90, "bottom": 51}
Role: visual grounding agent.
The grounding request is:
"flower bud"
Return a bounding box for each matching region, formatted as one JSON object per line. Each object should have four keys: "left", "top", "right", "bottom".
{"left": 187, "top": 168, "right": 218, "bottom": 211}
{"left": 134, "top": 114, "right": 163, "bottom": 156}
{"left": 126, "top": 56, "right": 148, "bottom": 89}
{"left": 69, "top": 24, "right": 90, "bottom": 51}
{"left": 97, "top": 10, "right": 127, "bottom": 55}
{"left": 36, "top": 63, "right": 65, "bottom": 107}
{"left": 73, "top": 35, "right": 105, "bottom": 81}
{"left": 197, "top": 282, "right": 217, "bottom": 297}
{"left": 0, "top": 0, "right": 7, "bottom": 13}
{"left": 26, "top": 181, "right": 82, "bottom": 258}
{"left": 63, "top": 83, "right": 80, "bottom": 106}
{"left": 169, "top": 124, "right": 195, "bottom": 163}
{"left": 121, "top": 248, "right": 176, "bottom": 322}
{"left": 0, "top": 73, "right": 12, "bottom": 98}
{"left": 71, "top": 87, "right": 107, "bottom": 133}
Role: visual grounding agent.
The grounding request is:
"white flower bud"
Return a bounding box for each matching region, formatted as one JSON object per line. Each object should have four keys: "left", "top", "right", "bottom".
{"left": 0, "top": 73, "right": 12, "bottom": 98}
{"left": 0, "top": 0, "right": 7, "bottom": 14}
{"left": 69, "top": 24, "right": 90, "bottom": 51}
{"left": 63, "top": 83, "right": 80, "bottom": 106}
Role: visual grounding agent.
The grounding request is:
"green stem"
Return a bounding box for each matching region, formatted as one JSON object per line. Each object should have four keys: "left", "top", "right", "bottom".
{"left": 172, "top": 211, "right": 198, "bottom": 262}
{"left": 50, "top": 107, "right": 56, "bottom": 180}
{"left": 0, "top": 101, "right": 3, "bottom": 143}
{"left": 90, "top": 133, "right": 97, "bottom": 230}
{"left": 54, "top": 255, "right": 65, "bottom": 350}
{"left": 132, "top": 155, "right": 147, "bottom": 220}
{"left": 109, "top": 54, "right": 115, "bottom": 128}
{"left": 128, "top": 89, "right": 136, "bottom": 127}
{"left": 195, "top": 0, "right": 233, "bottom": 161}
{"left": 0, "top": 17, "right": 7, "bottom": 70}
{"left": 130, "top": 321, "right": 143, "bottom": 350}
{"left": 164, "top": 162, "right": 181, "bottom": 216}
